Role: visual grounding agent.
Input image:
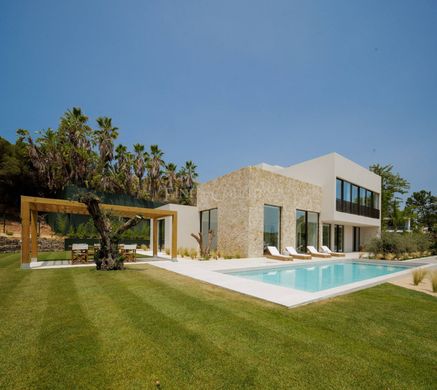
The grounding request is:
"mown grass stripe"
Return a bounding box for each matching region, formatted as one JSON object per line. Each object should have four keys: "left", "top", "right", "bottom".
{"left": 36, "top": 269, "right": 106, "bottom": 389}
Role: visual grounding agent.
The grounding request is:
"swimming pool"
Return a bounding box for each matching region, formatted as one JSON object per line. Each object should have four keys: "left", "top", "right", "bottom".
{"left": 223, "top": 262, "right": 411, "bottom": 292}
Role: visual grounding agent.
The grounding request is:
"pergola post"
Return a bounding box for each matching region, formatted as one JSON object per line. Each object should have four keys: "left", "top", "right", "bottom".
{"left": 30, "top": 209, "right": 38, "bottom": 261}
{"left": 152, "top": 218, "right": 158, "bottom": 257}
{"left": 20, "top": 197, "right": 30, "bottom": 266}
{"left": 171, "top": 213, "right": 178, "bottom": 260}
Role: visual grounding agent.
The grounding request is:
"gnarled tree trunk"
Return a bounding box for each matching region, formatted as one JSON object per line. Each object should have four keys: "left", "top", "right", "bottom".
{"left": 79, "top": 193, "right": 143, "bottom": 270}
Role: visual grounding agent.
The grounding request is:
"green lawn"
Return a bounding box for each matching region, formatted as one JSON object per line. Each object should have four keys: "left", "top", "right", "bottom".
{"left": 0, "top": 252, "right": 436, "bottom": 389}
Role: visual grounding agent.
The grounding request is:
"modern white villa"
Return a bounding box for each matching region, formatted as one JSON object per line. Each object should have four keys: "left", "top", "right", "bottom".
{"left": 158, "top": 152, "right": 381, "bottom": 257}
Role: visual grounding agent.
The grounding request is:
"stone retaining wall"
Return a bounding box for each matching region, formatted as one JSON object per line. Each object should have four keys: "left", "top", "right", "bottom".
{"left": 0, "top": 236, "right": 64, "bottom": 253}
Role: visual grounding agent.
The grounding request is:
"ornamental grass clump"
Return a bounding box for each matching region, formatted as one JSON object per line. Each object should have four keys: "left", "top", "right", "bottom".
{"left": 412, "top": 269, "right": 428, "bottom": 286}
{"left": 430, "top": 271, "right": 437, "bottom": 293}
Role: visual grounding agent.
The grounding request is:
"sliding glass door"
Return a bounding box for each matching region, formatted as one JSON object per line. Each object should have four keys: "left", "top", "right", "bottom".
{"left": 322, "top": 223, "right": 331, "bottom": 248}
{"left": 296, "top": 210, "right": 306, "bottom": 253}
{"left": 334, "top": 224, "right": 344, "bottom": 252}
{"left": 353, "top": 226, "right": 360, "bottom": 252}
{"left": 296, "top": 210, "right": 319, "bottom": 253}
{"left": 200, "top": 208, "right": 218, "bottom": 251}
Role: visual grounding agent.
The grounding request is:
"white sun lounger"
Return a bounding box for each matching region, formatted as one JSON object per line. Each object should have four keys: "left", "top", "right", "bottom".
{"left": 285, "top": 246, "right": 312, "bottom": 260}
{"left": 266, "top": 246, "right": 293, "bottom": 261}
{"left": 307, "top": 246, "right": 331, "bottom": 258}
{"left": 321, "top": 245, "right": 346, "bottom": 257}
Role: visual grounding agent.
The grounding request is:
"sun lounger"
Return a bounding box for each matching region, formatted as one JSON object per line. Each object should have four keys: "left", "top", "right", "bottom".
{"left": 307, "top": 246, "right": 331, "bottom": 258}
{"left": 321, "top": 245, "right": 345, "bottom": 257}
{"left": 266, "top": 246, "right": 293, "bottom": 261}
{"left": 285, "top": 246, "right": 312, "bottom": 260}
{"left": 72, "top": 243, "right": 89, "bottom": 264}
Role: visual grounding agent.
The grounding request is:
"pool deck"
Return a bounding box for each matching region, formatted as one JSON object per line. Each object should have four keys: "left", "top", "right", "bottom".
{"left": 146, "top": 254, "right": 437, "bottom": 308}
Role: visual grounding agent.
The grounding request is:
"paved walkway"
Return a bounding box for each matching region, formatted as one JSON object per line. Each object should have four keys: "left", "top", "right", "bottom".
{"left": 389, "top": 258, "right": 437, "bottom": 297}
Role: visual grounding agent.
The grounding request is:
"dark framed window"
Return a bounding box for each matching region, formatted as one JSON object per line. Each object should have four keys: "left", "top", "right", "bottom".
{"left": 334, "top": 224, "right": 344, "bottom": 252}
{"left": 336, "top": 178, "right": 380, "bottom": 219}
{"left": 322, "top": 223, "right": 331, "bottom": 247}
{"left": 336, "top": 178, "right": 343, "bottom": 200}
{"left": 296, "top": 210, "right": 319, "bottom": 253}
{"left": 200, "top": 208, "right": 218, "bottom": 250}
{"left": 264, "top": 205, "right": 281, "bottom": 253}
{"left": 353, "top": 226, "right": 361, "bottom": 252}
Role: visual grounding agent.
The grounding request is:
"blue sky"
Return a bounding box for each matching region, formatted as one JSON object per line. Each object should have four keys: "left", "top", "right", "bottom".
{"left": 1, "top": 0, "right": 436, "bottom": 194}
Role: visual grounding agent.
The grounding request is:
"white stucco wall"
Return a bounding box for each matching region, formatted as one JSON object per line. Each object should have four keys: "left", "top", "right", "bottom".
{"left": 157, "top": 203, "right": 199, "bottom": 251}
{"left": 258, "top": 153, "right": 381, "bottom": 228}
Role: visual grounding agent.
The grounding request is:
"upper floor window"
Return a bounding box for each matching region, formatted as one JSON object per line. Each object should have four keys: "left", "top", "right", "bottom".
{"left": 336, "top": 178, "right": 380, "bottom": 218}
{"left": 336, "top": 179, "right": 342, "bottom": 200}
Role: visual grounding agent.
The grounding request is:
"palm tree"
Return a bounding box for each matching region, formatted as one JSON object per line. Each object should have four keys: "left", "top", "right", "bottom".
{"left": 95, "top": 117, "right": 118, "bottom": 191}
{"left": 95, "top": 117, "right": 118, "bottom": 167}
{"left": 146, "top": 144, "right": 164, "bottom": 200}
{"left": 178, "top": 160, "right": 198, "bottom": 204}
{"left": 58, "top": 107, "right": 94, "bottom": 187}
{"left": 133, "top": 143, "right": 148, "bottom": 196}
{"left": 163, "top": 162, "right": 178, "bottom": 201}
{"left": 183, "top": 160, "right": 198, "bottom": 191}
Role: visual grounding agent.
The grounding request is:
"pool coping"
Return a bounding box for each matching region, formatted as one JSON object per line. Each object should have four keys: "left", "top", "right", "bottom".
{"left": 148, "top": 257, "right": 435, "bottom": 308}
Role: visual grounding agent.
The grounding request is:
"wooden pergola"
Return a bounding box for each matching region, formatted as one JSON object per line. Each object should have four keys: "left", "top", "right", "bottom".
{"left": 20, "top": 195, "right": 177, "bottom": 265}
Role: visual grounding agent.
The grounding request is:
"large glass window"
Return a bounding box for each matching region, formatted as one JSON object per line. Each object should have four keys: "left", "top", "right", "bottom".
{"left": 351, "top": 185, "right": 359, "bottom": 204}
{"left": 296, "top": 210, "right": 306, "bottom": 253}
{"left": 337, "top": 177, "right": 380, "bottom": 219}
{"left": 264, "top": 205, "right": 281, "bottom": 253}
{"left": 366, "top": 190, "right": 373, "bottom": 208}
{"left": 296, "top": 210, "right": 319, "bottom": 253}
{"left": 343, "top": 181, "right": 351, "bottom": 202}
{"left": 307, "top": 212, "right": 319, "bottom": 248}
{"left": 336, "top": 179, "right": 342, "bottom": 200}
{"left": 353, "top": 226, "right": 361, "bottom": 252}
{"left": 200, "top": 208, "right": 218, "bottom": 251}
{"left": 359, "top": 187, "right": 366, "bottom": 206}
{"left": 334, "top": 224, "right": 344, "bottom": 252}
{"left": 322, "top": 223, "right": 331, "bottom": 247}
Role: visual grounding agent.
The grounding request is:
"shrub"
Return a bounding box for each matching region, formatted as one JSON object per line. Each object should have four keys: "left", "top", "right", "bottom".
{"left": 430, "top": 271, "right": 437, "bottom": 293}
{"left": 75, "top": 223, "right": 86, "bottom": 239}
{"left": 412, "top": 269, "right": 428, "bottom": 286}
{"left": 5, "top": 230, "right": 13, "bottom": 236}
{"left": 366, "top": 232, "right": 433, "bottom": 260}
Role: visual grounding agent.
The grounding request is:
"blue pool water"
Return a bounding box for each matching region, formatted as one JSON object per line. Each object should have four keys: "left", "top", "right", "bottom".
{"left": 223, "top": 262, "right": 410, "bottom": 292}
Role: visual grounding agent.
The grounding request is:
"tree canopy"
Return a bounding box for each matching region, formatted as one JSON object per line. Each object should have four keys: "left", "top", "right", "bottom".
{"left": 369, "top": 163, "right": 410, "bottom": 229}
{"left": 14, "top": 107, "right": 198, "bottom": 206}
{"left": 406, "top": 190, "right": 437, "bottom": 232}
